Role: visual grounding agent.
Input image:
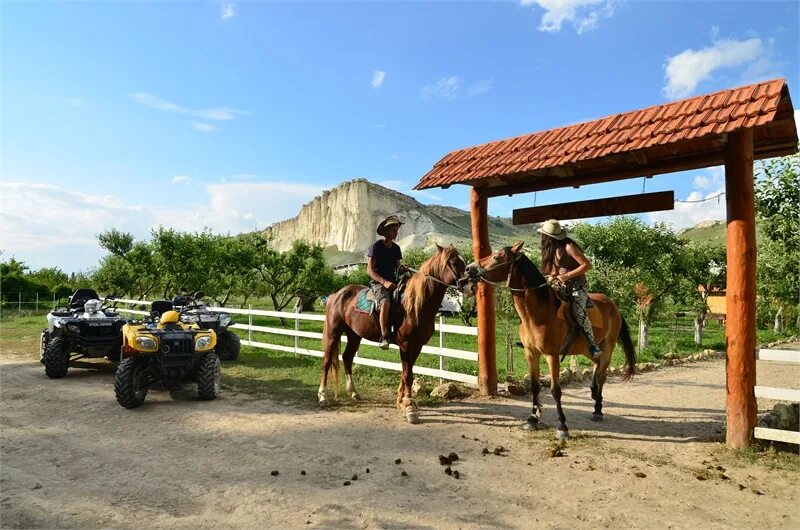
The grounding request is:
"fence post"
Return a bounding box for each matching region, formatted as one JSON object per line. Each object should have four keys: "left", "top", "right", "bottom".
{"left": 248, "top": 305, "right": 253, "bottom": 345}
{"left": 294, "top": 305, "right": 300, "bottom": 355}
{"left": 36, "top": 293, "right": 39, "bottom": 312}
{"left": 439, "top": 314, "right": 445, "bottom": 384}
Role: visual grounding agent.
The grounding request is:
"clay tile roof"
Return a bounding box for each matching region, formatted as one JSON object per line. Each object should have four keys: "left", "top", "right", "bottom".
{"left": 415, "top": 79, "right": 797, "bottom": 191}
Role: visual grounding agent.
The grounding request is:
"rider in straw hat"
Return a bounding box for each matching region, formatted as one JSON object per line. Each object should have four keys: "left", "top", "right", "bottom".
{"left": 368, "top": 216, "right": 405, "bottom": 349}
{"left": 538, "top": 219, "right": 602, "bottom": 359}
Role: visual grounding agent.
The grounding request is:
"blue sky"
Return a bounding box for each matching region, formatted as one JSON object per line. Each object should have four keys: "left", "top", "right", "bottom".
{"left": 2, "top": 1, "right": 798, "bottom": 272}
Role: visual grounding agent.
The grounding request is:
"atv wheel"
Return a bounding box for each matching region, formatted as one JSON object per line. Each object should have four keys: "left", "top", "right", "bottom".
{"left": 216, "top": 331, "right": 241, "bottom": 361}
{"left": 115, "top": 358, "right": 148, "bottom": 409}
{"left": 39, "top": 331, "right": 49, "bottom": 363}
{"left": 197, "top": 352, "right": 221, "bottom": 400}
{"left": 43, "top": 337, "right": 69, "bottom": 378}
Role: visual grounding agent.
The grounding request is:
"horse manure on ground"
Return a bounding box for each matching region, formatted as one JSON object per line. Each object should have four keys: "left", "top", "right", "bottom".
{"left": 366, "top": 468, "right": 370, "bottom": 473}
{"left": 482, "top": 448, "right": 490, "bottom": 455}
{"left": 401, "top": 471, "right": 408, "bottom": 477}
{"left": 343, "top": 481, "right": 351, "bottom": 486}
{"left": 444, "top": 466, "right": 452, "bottom": 476}
{"left": 492, "top": 446, "right": 507, "bottom": 456}
{"left": 394, "top": 458, "right": 401, "bottom": 464}
{"left": 300, "top": 470, "right": 306, "bottom": 476}
{"left": 439, "top": 455, "right": 451, "bottom": 465}
{"left": 271, "top": 470, "right": 279, "bottom": 476}
{"left": 453, "top": 471, "right": 460, "bottom": 479}
{"left": 548, "top": 445, "right": 565, "bottom": 458}
{"left": 634, "top": 472, "right": 647, "bottom": 478}
{"left": 447, "top": 452, "right": 459, "bottom": 462}
{"left": 351, "top": 474, "right": 358, "bottom": 481}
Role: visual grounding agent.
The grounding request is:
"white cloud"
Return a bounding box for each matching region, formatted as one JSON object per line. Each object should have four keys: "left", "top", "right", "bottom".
{"left": 422, "top": 77, "right": 494, "bottom": 100}
{"left": 61, "top": 97, "right": 87, "bottom": 108}
{"left": 0, "top": 180, "right": 325, "bottom": 272}
{"left": 662, "top": 35, "right": 766, "bottom": 98}
{"left": 171, "top": 175, "right": 193, "bottom": 185}
{"left": 221, "top": 3, "right": 235, "bottom": 20}
{"left": 129, "top": 93, "right": 249, "bottom": 121}
{"left": 521, "top": 0, "right": 616, "bottom": 34}
{"left": 191, "top": 121, "right": 218, "bottom": 132}
{"left": 648, "top": 167, "right": 726, "bottom": 230}
{"left": 371, "top": 70, "right": 386, "bottom": 88}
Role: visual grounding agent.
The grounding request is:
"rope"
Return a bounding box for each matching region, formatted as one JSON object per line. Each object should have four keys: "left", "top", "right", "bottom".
{"left": 674, "top": 192, "right": 726, "bottom": 204}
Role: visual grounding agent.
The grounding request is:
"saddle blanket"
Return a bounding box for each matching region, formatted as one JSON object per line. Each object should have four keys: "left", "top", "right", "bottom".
{"left": 355, "top": 288, "right": 377, "bottom": 315}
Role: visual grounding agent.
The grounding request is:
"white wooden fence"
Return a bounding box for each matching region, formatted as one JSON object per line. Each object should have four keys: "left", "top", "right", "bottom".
{"left": 754, "top": 348, "right": 800, "bottom": 445}
{"left": 110, "top": 298, "right": 480, "bottom": 386}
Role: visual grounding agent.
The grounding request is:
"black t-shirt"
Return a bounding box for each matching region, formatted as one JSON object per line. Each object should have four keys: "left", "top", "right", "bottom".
{"left": 367, "top": 240, "right": 403, "bottom": 283}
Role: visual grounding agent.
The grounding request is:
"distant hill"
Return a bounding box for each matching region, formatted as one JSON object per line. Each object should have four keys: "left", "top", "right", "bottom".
{"left": 263, "top": 179, "right": 534, "bottom": 266}
{"left": 677, "top": 220, "right": 726, "bottom": 244}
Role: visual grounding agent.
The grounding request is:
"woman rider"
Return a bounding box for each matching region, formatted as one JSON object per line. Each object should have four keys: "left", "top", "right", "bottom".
{"left": 538, "top": 219, "right": 602, "bottom": 359}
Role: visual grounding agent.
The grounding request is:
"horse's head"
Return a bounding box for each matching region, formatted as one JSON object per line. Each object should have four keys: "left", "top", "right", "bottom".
{"left": 461, "top": 241, "right": 525, "bottom": 296}
{"left": 430, "top": 243, "right": 468, "bottom": 288}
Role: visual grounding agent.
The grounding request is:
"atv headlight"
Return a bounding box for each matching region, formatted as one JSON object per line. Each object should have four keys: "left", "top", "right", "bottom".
{"left": 220, "top": 314, "right": 232, "bottom": 326}
{"left": 195, "top": 336, "right": 212, "bottom": 350}
{"left": 135, "top": 336, "right": 157, "bottom": 350}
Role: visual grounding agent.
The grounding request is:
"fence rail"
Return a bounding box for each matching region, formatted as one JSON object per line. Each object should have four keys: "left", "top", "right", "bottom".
{"left": 753, "top": 348, "right": 800, "bottom": 445}
{"left": 110, "top": 298, "right": 480, "bottom": 386}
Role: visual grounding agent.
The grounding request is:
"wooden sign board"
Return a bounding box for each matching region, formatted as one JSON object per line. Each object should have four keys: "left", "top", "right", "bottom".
{"left": 512, "top": 191, "right": 675, "bottom": 225}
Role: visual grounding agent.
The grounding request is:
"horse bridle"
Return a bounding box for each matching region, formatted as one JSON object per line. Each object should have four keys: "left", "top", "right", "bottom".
{"left": 407, "top": 255, "right": 466, "bottom": 290}
{"left": 468, "top": 247, "right": 550, "bottom": 292}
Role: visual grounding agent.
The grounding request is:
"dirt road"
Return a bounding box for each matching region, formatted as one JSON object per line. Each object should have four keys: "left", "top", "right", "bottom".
{"left": 1, "top": 343, "right": 798, "bottom": 529}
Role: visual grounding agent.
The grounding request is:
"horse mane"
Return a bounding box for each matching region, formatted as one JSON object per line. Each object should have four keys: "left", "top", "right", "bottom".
{"left": 516, "top": 253, "right": 550, "bottom": 302}
{"left": 404, "top": 246, "right": 457, "bottom": 319}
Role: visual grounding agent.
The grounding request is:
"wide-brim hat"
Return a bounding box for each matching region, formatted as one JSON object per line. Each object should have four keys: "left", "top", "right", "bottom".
{"left": 537, "top": 219, "right": 567, "bottom": 240}
{"left": 377, "top": 215, "right": 404, "bottom": 236}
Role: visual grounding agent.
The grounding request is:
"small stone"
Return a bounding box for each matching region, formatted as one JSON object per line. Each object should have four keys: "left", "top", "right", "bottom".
{"left": 394, "top": 458, "right": 401, "bottom": 464}
{"left": 453, "top": 470, "right": 460, "bottom": 479}
{"left": 300, "top": 470, "right": 306, "bottom": 476}
{"left": 271, "top": 470, "right": 279, "bottom": 476}
{"left": 351, "top": 474, "right": 358, "bottom": 481}
{"left": 738, "top": 484, "right": 746, "bottom": 490}
{"left": 411, "top": 379, "right": 429, "bottom": 397}
{"left": 343, "top": 481, "right": 351, "bottom": 486}
{"left": 401, "top": 471, "right": 408, "bottom": 477}
{"left": 752, "top": 489, "right": 764, "bottom": 496}
{"left": 482, "top": 447, "right": 489, "bottom": 455}
{"left": 444, "top": 466, "right": 452, "bottom": 475}
{"left": 32, "top": 484, "right": 42, "bottom": 490}
{"left": 366, "top": 468, "right": 370, "bottom": 473}
{"left": 634, "top": 472, "right": 646, "bottom": 478}
{"left": 696, "top": 475, "right": 707, "bottom": 481}
{"left": 447, "top": 452, "right": 459, "bottom": 462}
{"left": 439, "top": 455, "right": 451, "bottom": 465}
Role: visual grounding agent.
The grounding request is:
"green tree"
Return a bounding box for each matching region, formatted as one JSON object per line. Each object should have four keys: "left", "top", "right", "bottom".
{"left": 677, "top": 242, "right": 727, "bottom": 344}
{"left": 755, "top": 152, "right": 800, "bottom": 331}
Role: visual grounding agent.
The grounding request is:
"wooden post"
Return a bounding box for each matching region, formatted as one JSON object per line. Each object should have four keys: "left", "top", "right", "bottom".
{"left": 470, "top": 188, "right": 497, "bottom": 396}
{"left": 724, "top": 128, "right": 757, "bottom": 448}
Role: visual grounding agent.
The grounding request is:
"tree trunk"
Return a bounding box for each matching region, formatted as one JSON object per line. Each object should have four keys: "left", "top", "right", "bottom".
{"left": 638, "top": 316, "right": 649, "bottom": 351}
{"left": 300, "top": 295, "right": 316, "bottom": 312}
{"left": 773, "top": 305, "right": 784, "bottom": 332}
{"left": 694, "top": 317, "right": 703, "bottom": 345}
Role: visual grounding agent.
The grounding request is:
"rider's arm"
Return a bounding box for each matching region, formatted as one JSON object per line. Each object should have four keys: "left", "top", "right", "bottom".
{"left": 559, "top": 243, "right": 592, "bottom": 281}
{"left": 367, "top": 256, "right": 394, "bottom": 288}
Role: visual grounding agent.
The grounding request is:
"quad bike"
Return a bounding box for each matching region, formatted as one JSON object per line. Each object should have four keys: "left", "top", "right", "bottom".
{"left": 115, "top": 295, "right": 220, "bottom": 409}
{"left": 172, "top": 291, "right": 241, "bottom": 361}
{"left": 39, "top": 289, "right": 126, "bottom": 378}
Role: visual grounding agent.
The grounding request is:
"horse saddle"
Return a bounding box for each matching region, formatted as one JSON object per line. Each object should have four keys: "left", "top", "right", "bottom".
{"left": 556, "top": 298, "right": 603, "bottom": 329}
{"left": 355, "top": 288, "right": 378, "bottom": 315}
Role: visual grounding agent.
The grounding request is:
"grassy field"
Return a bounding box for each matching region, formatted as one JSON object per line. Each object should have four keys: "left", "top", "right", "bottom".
{"left": 1, "top": 307, "right": 793, "bottom": 407}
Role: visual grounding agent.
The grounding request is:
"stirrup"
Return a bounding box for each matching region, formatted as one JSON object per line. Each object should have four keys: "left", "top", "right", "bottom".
{"left": 589, "top": 345, "right": 602, "bottom": 359}
{"left": 379, "top": 337, "right": 390, "bottom": 350}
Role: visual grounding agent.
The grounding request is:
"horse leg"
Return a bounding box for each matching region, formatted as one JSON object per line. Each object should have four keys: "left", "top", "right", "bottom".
{"left": 523, "top": 348, "right": 543, "bottom": 430}
{"left": 400, "top": 354, "right": 420, "bottom": 424}
{"left": 590, "top": 342, "right": 612, "bottom": 421}
{"left": 546, "top": 354, "right": 569, "bottom": 440}
{"left": 319, "top": 322, "right": 341, "bottom": 405}
{"left": 342, "top": 330, "right": 362, "bottom": 400}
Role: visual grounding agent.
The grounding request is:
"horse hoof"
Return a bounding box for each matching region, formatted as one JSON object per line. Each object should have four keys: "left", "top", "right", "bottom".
{"left": 556, "top": 429, "right": 570, "bottom": 441}
{"left": 405, "top": 411, "right": 420, "bottom": 424}
{"left": 591, "top": 413, "right": 603, "bottom": 422}
{"left": 350, "top": 392, "right": 362, "bottom": 401}
{"left": 523, "top": 421, "right": 538, "bottom": 431}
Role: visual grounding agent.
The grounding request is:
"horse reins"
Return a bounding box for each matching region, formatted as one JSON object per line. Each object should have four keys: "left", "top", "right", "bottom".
{"left": 468, "top": 250, "right": 549, "bottom": 293}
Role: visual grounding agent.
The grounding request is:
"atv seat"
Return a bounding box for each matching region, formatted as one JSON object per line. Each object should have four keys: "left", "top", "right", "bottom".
{"left": 151, "top": 300, "right": 174, "bottom": 316}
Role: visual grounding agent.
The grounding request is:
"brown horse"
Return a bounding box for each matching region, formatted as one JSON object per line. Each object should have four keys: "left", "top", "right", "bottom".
{"left": 319, "top": 244, "right": 467, "bottom": 423}
{"left": 463, "top": 241, "right": 636, "bottom": 440}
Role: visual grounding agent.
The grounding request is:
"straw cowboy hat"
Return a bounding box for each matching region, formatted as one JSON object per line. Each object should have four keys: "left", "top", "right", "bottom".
{"left": 376, "top": 215, "right": 404, "bottom": 236}
{"left": 537, "top": 219, "right": 567, "bottom": 240}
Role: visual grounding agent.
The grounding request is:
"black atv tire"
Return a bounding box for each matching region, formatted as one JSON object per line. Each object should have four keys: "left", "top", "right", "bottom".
{"left": 197, "top": 352, "right": 221, "bottom": 400}
{"left": 216, "top": 331, "right": 241, "bottom": 361}
{"left": 39, "top": 331, "right": 49, "bottom": 364}
{"left": 43, "top": 337, "right": 69, "bottom": 378}
{"left": 115, "top": 358, "right": 148, "bottom": 409}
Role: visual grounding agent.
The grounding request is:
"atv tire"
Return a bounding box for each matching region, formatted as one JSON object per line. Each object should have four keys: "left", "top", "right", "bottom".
{"left": 115, "top": 358, "right": 148, "bottom": 409}
{"left": 216, "top": 331, "right": 241, "bottom": 361}
{"left": 39, "top": 331, "right": 49, "bottom": 364}
{"left": 197, "top": 352, "right": 221, "bottom": 400}
{"left": 43, "top": 337, "right": 69, "bottom": 378}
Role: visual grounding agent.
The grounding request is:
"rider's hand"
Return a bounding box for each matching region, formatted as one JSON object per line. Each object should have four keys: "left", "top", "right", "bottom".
{"left": 383, "top": 281, "right": 397, "bottom": 291}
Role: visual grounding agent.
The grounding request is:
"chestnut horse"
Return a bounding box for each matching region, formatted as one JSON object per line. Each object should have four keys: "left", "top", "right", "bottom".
{"left": 463, "top": 241, "right": 635, "bottom": 440}
{"left": 319, "top": 244, "right": 466, "bottom": 423}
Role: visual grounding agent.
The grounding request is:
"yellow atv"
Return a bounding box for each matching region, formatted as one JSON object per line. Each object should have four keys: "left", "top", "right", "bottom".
{"left": 116, "top": 297, "right": 219, "bottom": 409}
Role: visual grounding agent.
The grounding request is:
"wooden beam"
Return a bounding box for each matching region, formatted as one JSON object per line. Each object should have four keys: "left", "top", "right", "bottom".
{"left": 725, "top": 128, "right": 757, "bottom": 449}
{"left": 470, "top": 189, "right": 497, "bottom": 396}
{"left": 512, "top": 191, "right": 674, "bottom": 225}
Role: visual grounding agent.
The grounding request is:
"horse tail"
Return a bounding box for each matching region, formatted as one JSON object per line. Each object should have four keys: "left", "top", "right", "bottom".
{"left": 618, "top": 316, "right": 636, "bottom": 381}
